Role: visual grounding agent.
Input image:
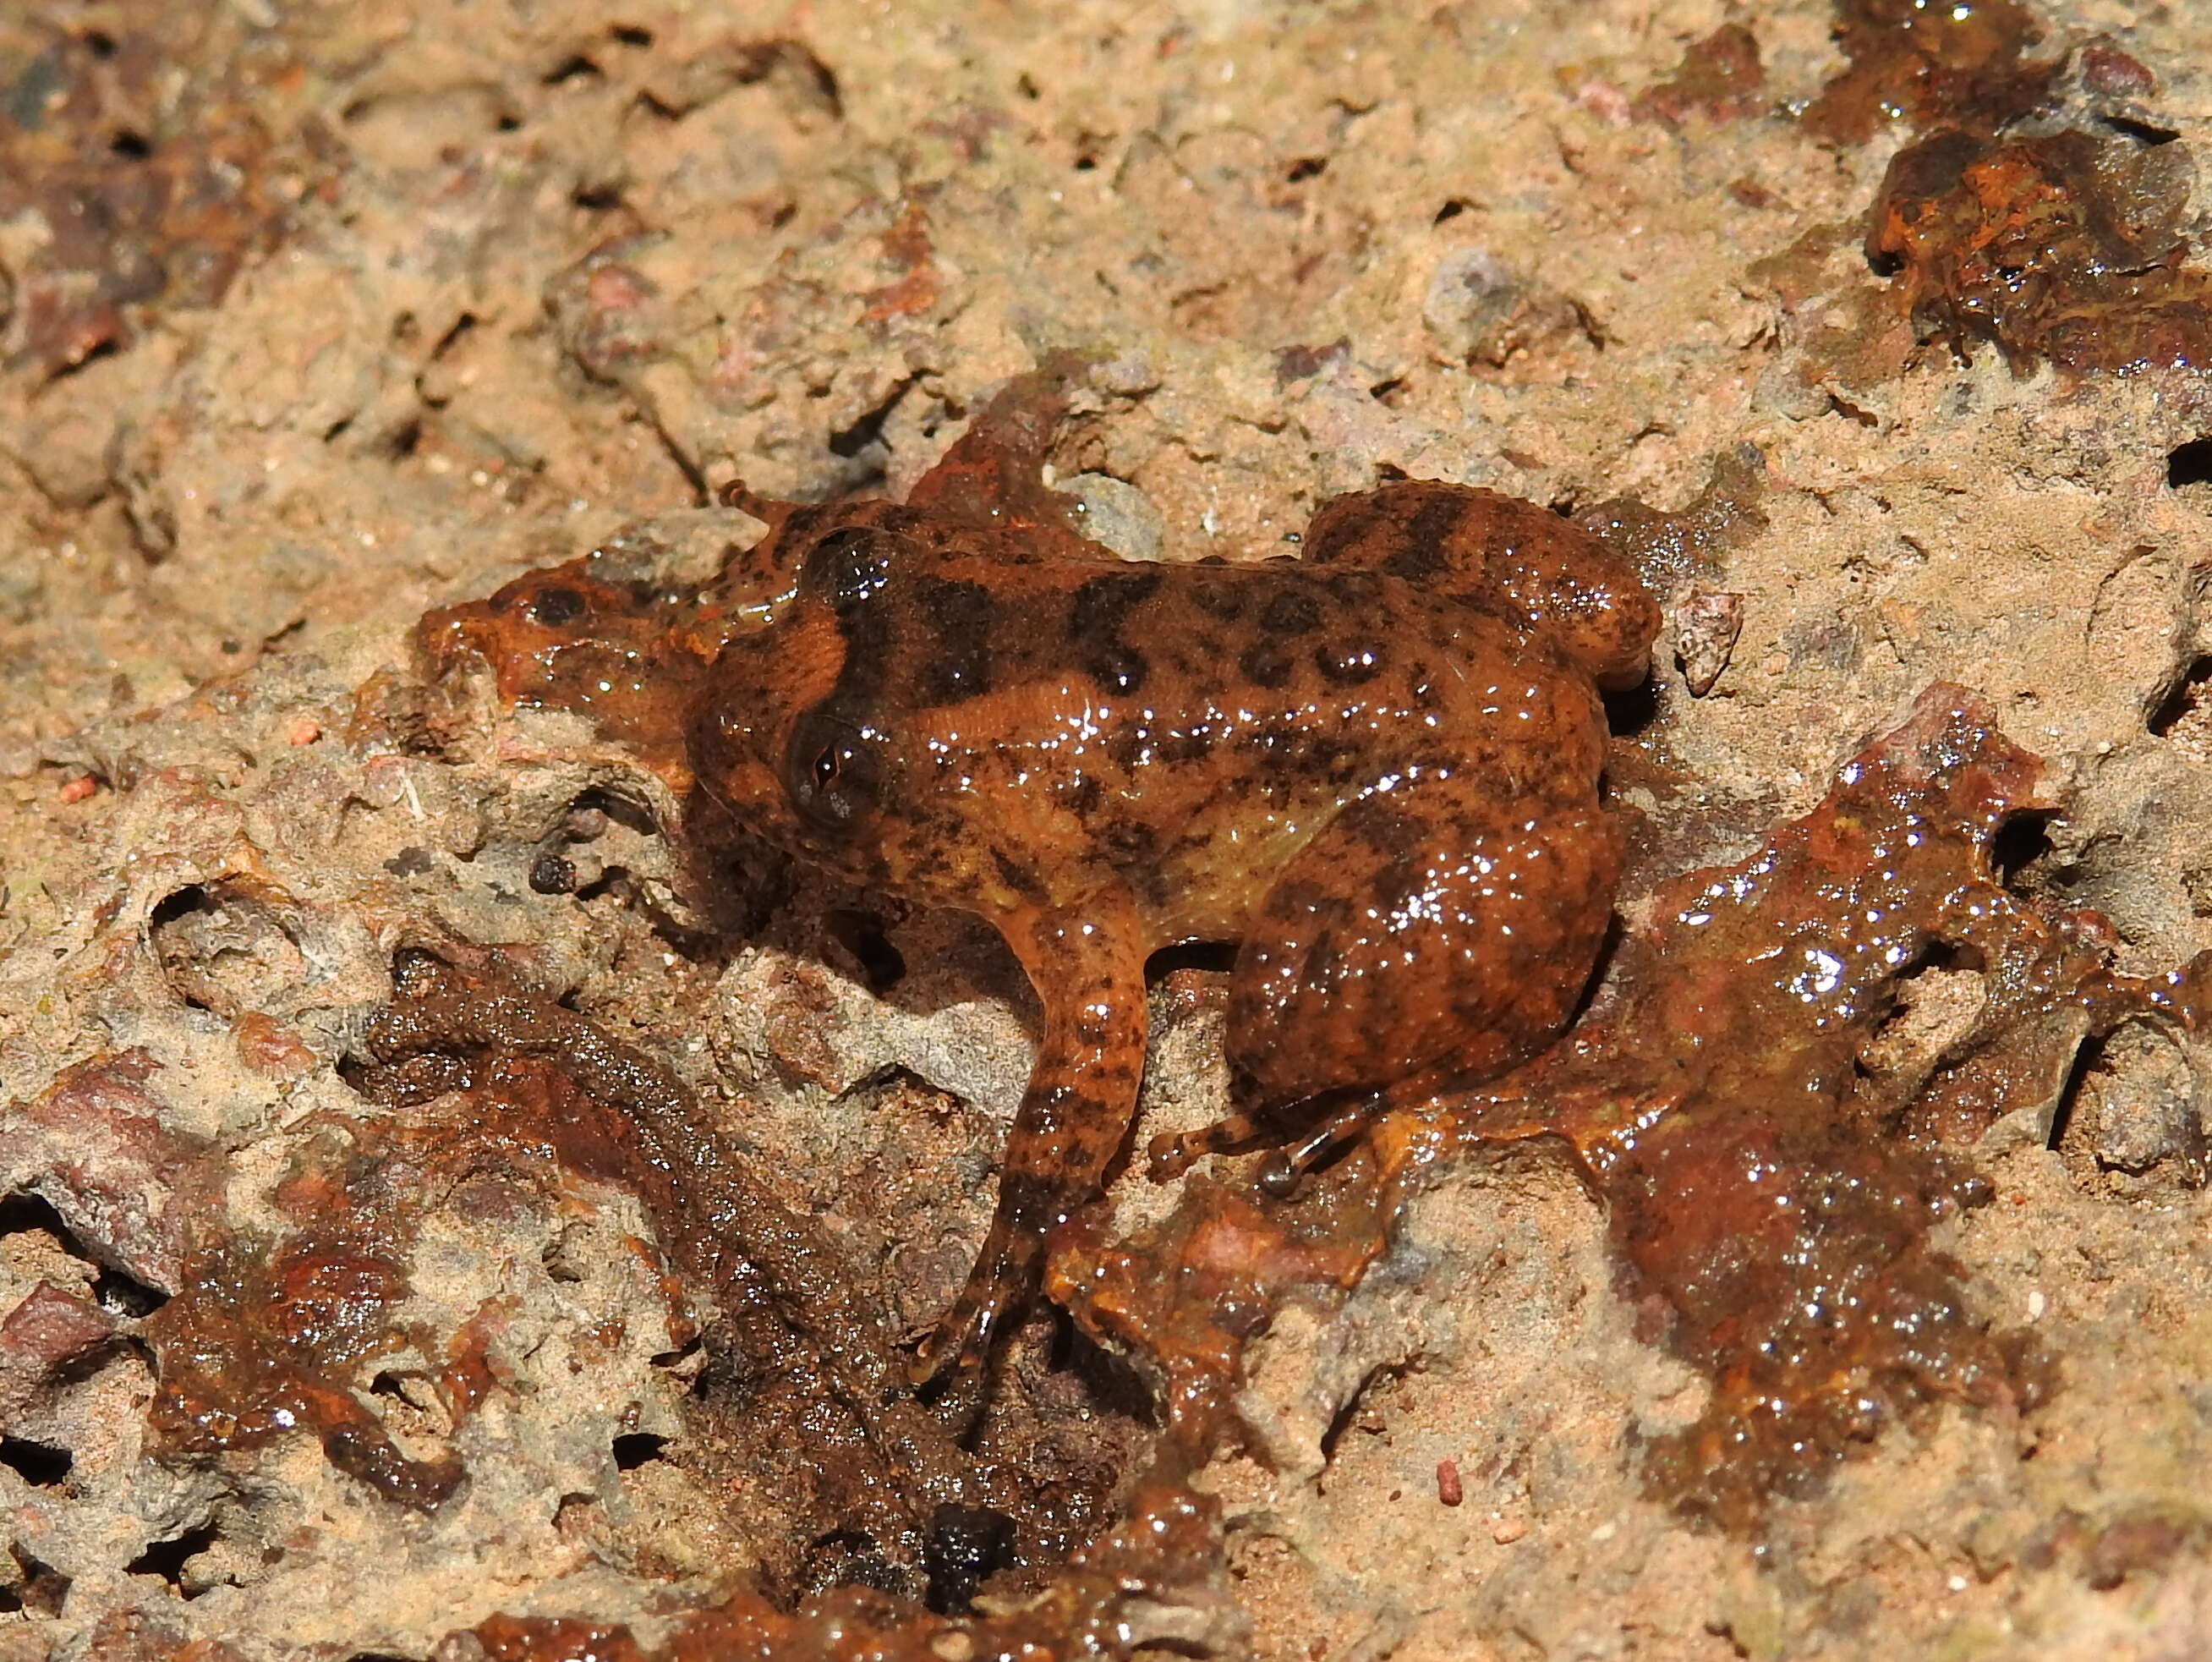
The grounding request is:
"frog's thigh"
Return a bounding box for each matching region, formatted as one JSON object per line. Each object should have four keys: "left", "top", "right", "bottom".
{"left": 1302, "top": 480, "right": 1657, "bottom": 690}
{"left": 1227, "top": 776, "right": 1620, "bottom": 1112}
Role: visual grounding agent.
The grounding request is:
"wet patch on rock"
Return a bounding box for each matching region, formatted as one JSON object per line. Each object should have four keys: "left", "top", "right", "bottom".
{"left": 1803, "top": 0, "right": 2053, "bottom": 148}
{"left": 1867, "top": 112, "right": 2212, "bottom": 376}
{"left": 1462, "top": 685, "right": 2176, "bottom": 1522}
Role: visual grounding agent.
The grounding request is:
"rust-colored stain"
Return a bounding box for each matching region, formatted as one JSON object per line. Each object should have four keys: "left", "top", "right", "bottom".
{"left": 139, "top": 1065, "right": 699, "bottom": 1514}
{"left": 1459, "top": 684, "right": 2179, "bottom": 1520}
{"left": 861, "top": 200, "right": 943, "bottom": 323}
{"left": 1867, "top": 123, "right": 2212, "bottom": 374}
{"left": 1634, "top": 25, "right": 1766, "bottom": 127}
{"left": 1802, "top": 0, "right": 2050, "bottom": 147}
{"left": 1788, "top": 0, "right": 2212, "bottom": 377}
{"left": 0, "top": 7, "right": 314, "bottom": 376}
{"left": 148, "top": 1234, "right": 462, "bottom": 1511}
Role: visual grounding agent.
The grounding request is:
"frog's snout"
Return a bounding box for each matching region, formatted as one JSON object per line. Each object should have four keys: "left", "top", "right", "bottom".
{"left": 688, "top": 679, "right": 779, "bottom": 813}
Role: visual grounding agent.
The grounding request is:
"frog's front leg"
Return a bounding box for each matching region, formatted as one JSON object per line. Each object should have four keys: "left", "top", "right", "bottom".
{"left": 910, "top": 908, "right": 1148, "bottom": 1384}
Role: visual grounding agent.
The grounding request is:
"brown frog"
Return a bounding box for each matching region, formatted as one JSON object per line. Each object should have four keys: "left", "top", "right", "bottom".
{"left": 691, "top": 480, "right": 1660, "bottom": 1380}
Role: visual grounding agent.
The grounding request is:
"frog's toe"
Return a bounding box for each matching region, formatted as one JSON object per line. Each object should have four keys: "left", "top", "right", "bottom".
{"left": 1146, "top": 1128, "right": 1196, "bottom": 1181}
{"left": 1147, "top": 1103, "right": 1278, "bottom": 1180}
{"left": 906, "top": 1226, "right": 1043, "bottom": 1387}
{"left": 906, "top": 1302, "right": 994, "bottom": 1388}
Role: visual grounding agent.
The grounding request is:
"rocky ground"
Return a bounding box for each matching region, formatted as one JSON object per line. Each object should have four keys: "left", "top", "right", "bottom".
{"left": 6, "top": 0, "right": 2212, "bottom": 1657}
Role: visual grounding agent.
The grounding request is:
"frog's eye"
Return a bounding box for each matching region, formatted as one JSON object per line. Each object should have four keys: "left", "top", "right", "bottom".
{"left": 784, "top": 706, "right": 881, "bottom": 833}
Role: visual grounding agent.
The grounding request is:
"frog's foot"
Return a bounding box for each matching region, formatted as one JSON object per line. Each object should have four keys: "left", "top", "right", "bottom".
{"left": 906, "top": 1220, "right": 1043, "bottom": 1389}
{"left": 1253, "top": 1096, "right": 1378, "bottom": 1198}
{"left": 1150, "top": 1094, "right": 1378, "bottom": 1193}
{"left": 912, "top": 914, "right": 1148, "bottom": 1386}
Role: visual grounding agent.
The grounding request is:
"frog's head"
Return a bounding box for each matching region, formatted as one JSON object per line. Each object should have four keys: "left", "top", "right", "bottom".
{"left": 690, "top": 524, "right": 912, "bottom": 867}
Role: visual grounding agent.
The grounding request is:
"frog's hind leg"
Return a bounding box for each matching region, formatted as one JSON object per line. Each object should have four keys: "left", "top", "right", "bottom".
{"left": 1218, "top": 774, "right": 1622, "bottom": 1159}
{"left": 1300, "top": 481, "right": 1658, "bottom": 690}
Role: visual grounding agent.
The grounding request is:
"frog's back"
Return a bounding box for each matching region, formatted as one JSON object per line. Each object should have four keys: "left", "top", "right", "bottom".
{"left": 923, "top": 551, "right": 1609, "bottom": 780}
{"left": 852, "top": 550, "right": 1609, "bottom": 935}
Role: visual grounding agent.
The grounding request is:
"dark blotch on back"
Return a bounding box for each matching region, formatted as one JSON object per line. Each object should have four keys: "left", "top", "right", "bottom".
{"left": 1315, "top": 640, "right": 1386, "bottom": 684}
{"left": 1100, "top": 819, "right": 1158, "bottom": 866}
{"left": 1385, "top": 495, "right": 1465, "bottom": 583}
{"left": 912, "top": 574, "right": 997, "bottom": 702}
{"left": 1160, "top": 726, "right": 1215, "bottom": 764}
{"left": 990, "top": 845, "right": 1049, "bottom": 904}
{"left": 1322, "top": 568, "right": 1385, "bottom": 606}
{"left": 1261, "top": 875, "right": 1342, "bottom": 924}
{"left": 801, "top": 526, "right": 903, "bottom": 614}
{"left": 1103, "top": 721, "right": 1146, "bottom": 772}
{"left": 1246, "top": 716, "right": 1303, "bottom": 760}
{"left": 1091, "top": 647, "right": 1147, "bottom": 695}
{"left": 1259, "top": 588, "right": 1322, "bottom": 637}
{"left": 1191, "top": 576, "right": 1246, "bottom": 622}
{"left": 528, "top": 586, "right": 587, "bottom": 627}
{"left": 1069, "top": 568, "right": 1163, "bottom": 637}
{"left": 1311, "top": 738, "right": 1364, "bottom": 787}
{"left": 805, "top": 540, "right": 899, "bottom": 718}
{"left": 1070, "top": 568, "right": 1163, "bottom": 696}
{"left": 1351, "top": 804, "right": 1420, "bottom": 853}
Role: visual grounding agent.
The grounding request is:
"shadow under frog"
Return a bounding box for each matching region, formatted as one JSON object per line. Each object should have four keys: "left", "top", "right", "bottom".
{"left": 692, "top": 479, "right": 1659, "bottom": 1381}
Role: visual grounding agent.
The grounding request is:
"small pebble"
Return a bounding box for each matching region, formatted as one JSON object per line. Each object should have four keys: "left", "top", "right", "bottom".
{"left": 1674, "top": 589, "right": 1745, "bottom": 697}
{"left": 1492, "top": 1516, "right": 1528, "bottom": 1544}
{"left": 1436, "top": 1458, "right": 1463, "bottom": 1507}
{"left": 57, "top": 773, "right": 99, "bottom": 804}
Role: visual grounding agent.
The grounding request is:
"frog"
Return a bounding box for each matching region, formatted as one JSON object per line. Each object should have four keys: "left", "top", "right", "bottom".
{"left": 689, "top": 477, "right": 1660, "bottom": 1382}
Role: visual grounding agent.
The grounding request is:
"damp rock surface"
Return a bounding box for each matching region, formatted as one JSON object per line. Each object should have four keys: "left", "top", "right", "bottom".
{"left": 9, "top": 1, "right": 2212, "bottom": 1659}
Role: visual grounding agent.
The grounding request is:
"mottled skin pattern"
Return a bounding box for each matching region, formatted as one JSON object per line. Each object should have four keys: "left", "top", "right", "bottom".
{"left": 691, "top": 481, "right": 1660, "bottom": 1379}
